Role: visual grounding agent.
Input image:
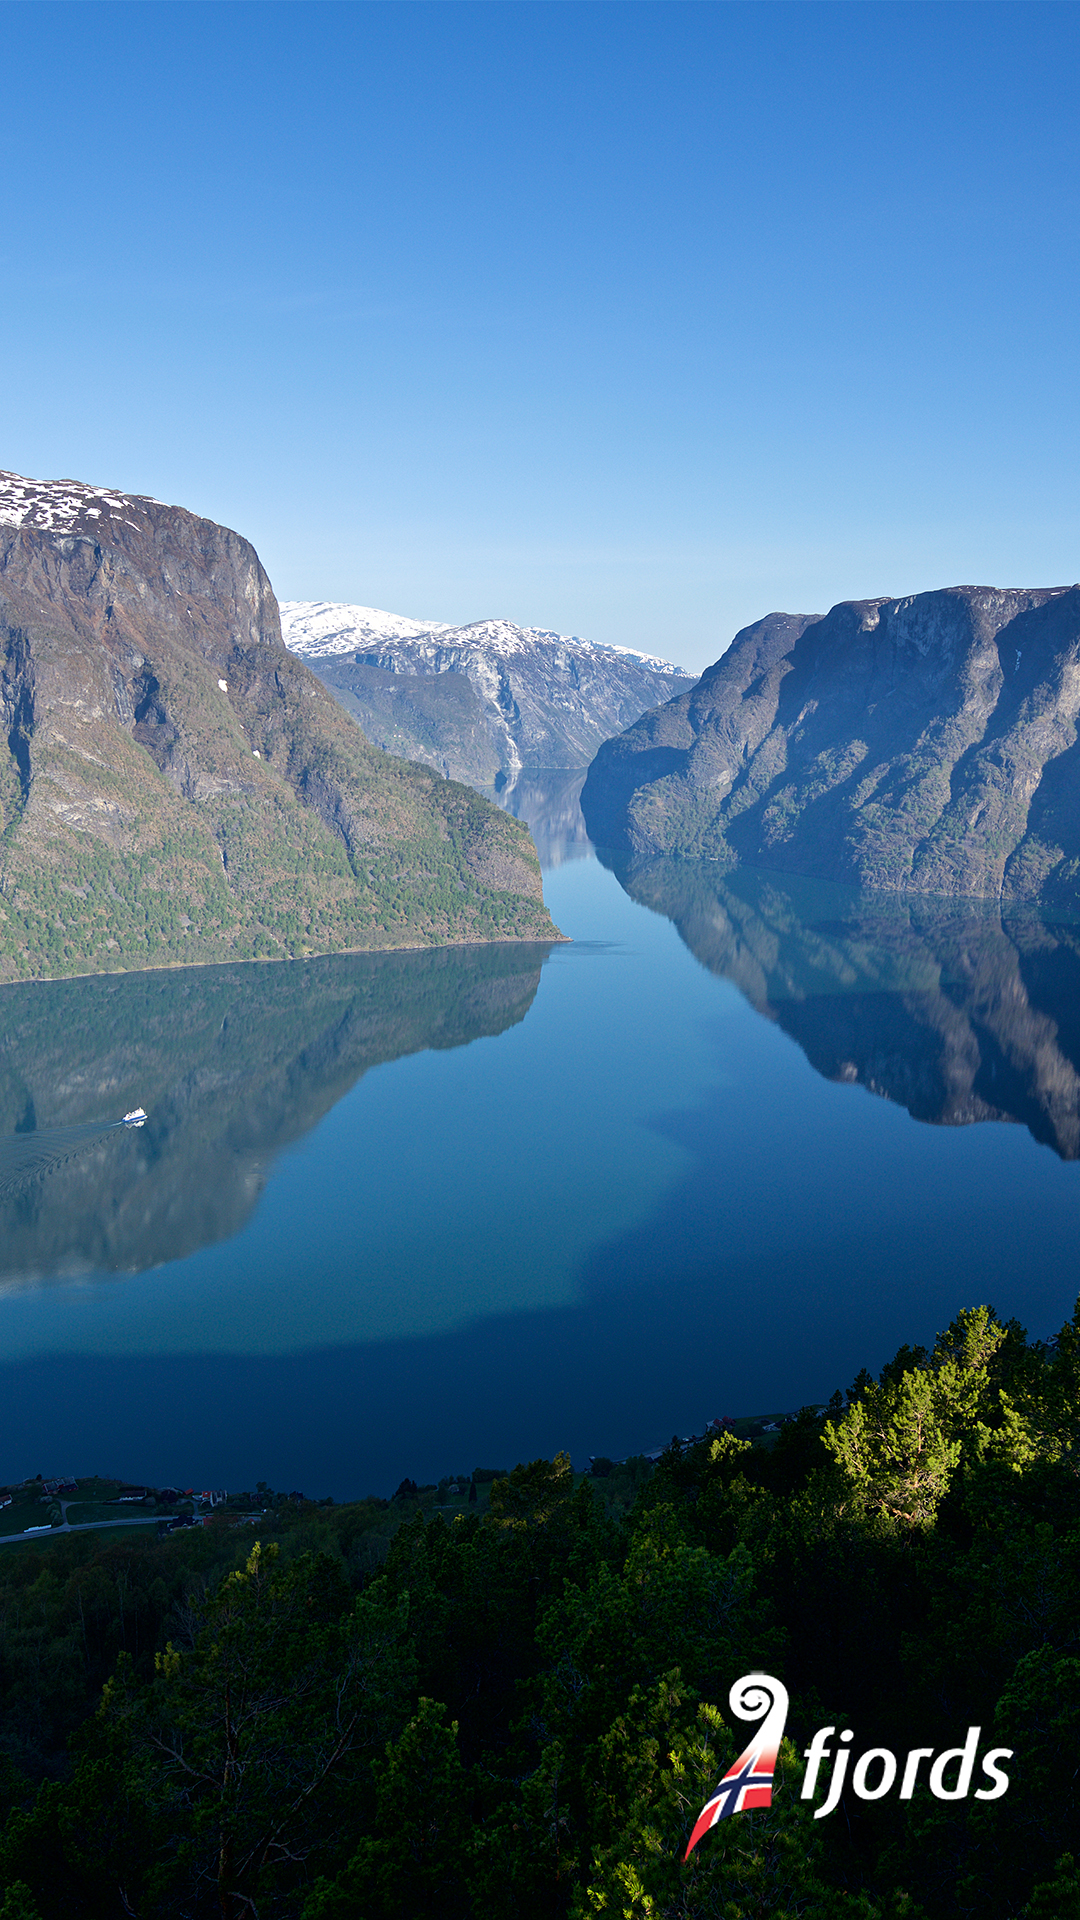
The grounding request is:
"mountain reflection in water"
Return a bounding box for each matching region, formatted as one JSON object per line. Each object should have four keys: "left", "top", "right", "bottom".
{"left": 0, "top": 943, "right": 550, "bottom": 1286}
{"left": 606, "top": 854, "right": 1080, "bottom": 1160}
{"left": 495, "top": 767, "right": 594, "bottom": 869}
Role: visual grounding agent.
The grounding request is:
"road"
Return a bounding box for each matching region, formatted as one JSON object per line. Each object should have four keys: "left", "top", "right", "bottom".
{"left": 0, "top": 1501, "right": 178, "bottom": 1546}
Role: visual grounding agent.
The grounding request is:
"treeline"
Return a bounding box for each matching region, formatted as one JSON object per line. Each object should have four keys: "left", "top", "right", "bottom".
{"left": 2, "top": 1301, "right": 1080, "bottom": 1917}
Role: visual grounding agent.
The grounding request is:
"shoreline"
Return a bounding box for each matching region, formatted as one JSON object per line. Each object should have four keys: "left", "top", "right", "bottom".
{"left": 0, "top": 926, "right": 570, "bottom": 992}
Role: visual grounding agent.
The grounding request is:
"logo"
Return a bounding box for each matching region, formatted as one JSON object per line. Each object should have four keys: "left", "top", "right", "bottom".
{"left": 685, "top": 1672, "right": 1012, "bottom": 1857}
{"left": 685, "top": 1673, "right": 788, "bottom": 1857}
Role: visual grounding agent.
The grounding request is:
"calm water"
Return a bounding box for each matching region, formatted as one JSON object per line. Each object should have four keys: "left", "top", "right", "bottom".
{"left": 1, "top": 782, "right": 1079, "bottom": 1497}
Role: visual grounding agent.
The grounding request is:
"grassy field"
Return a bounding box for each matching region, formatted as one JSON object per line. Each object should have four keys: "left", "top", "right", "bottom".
{"left": 0, "top": 1476, "right": 163, "bottom": 1538}
{"left": 0, "top": 1492, "right": 56, "bottom": 1538}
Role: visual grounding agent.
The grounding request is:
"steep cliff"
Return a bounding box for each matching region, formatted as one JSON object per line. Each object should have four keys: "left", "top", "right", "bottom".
{"left": 308, "top": 659, "right": 504, "bottom": 788}
{"left": 281, "top": 602, "right": 694, "bottom": 783}
{"left": 581, "top": 586, "right": 1080, "bottom": 903}
{"left": 0, "top": 472, "right": 558, "bottom": 979}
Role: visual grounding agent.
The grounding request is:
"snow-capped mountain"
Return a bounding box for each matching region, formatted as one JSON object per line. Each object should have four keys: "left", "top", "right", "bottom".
{"left": 277, "top": 600, "right": 451, "bottom": 656}
{"left": 0, "top": 468, "right": 166, "bottom": 531}
{"left": 280, "top": 601, "right": 685, "bottom": 677}
{"left": 279, "top": 601, "right": 694, "bottom": 782}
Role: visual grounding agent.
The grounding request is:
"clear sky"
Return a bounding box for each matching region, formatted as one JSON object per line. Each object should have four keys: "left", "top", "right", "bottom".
{"left": 2, "top": 1, "right": 1078, "bottom": 673}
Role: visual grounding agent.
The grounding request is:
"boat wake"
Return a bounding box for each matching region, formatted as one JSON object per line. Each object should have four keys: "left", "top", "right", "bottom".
{"left": 0, "top": 1113, "right": 147, "bottom": 1195}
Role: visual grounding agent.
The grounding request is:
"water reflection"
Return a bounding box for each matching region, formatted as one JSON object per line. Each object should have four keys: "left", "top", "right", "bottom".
{"left": 0, "top": 943, "right": 550, "bottom": 1287}
{"left": 606, "top": 854, "right": 1080, "bottom": 1160}
{"left": 493, "top": 767, "right": 594, "bottom": 869}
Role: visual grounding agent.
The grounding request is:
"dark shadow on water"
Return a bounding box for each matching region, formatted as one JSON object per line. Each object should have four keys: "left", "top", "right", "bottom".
{"left": 0, "top": 943, "right": 553, "bottom": 1285}
{"left": 1, "top": 1154, "right": 1070, "bottom": 1495}
{"left": 603, "top": 853, "right": 1080, "bottom": 1160}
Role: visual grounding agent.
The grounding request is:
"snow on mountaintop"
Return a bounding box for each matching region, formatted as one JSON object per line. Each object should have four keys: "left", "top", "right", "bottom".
{"left": 279, "top": 601, "right": 688, "bottom": 678}
{"left": 277, "top": 601, "right": 450, "bottom": 656}
{"left": 0, "top": 470, "right": 163, "bottom": 534}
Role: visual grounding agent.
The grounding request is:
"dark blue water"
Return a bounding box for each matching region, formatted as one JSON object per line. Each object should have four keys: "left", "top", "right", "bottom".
{"left": 2, "top": 808, "right": 1078, "bottom": 1498}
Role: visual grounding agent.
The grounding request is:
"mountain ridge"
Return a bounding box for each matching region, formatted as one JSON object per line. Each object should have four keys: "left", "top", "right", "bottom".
{"left": 581, "top": 584, "right": 1080, "bottom": 904}
{"left": 281, "top": 601, "right": 685, "bottom": 675}
{"left": 281, "top": 600, "right": 693, "bottom": 786}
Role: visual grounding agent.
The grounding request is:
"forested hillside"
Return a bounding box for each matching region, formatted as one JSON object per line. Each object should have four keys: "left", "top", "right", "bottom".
{"left": 1, "top": 1298, "right": 1078, "bottom": 1918}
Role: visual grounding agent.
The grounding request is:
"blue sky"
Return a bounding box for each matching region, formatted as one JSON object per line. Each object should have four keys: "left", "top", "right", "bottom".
{"left": 2, "top": 1, "right": 1078, "bottom": 672}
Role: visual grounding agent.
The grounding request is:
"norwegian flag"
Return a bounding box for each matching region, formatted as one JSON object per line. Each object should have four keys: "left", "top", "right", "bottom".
{"left": 685, "top": 1673, "right": 789, "bottom": 1860}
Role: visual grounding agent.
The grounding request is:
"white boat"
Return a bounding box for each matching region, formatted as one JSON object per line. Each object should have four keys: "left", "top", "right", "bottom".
{"left": 122, "top": 1108, "right": 147, "bottom": 1127}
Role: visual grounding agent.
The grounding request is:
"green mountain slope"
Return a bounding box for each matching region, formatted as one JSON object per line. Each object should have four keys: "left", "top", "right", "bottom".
{"left": 0, "top": 471, "right": 560, "bottom": 980}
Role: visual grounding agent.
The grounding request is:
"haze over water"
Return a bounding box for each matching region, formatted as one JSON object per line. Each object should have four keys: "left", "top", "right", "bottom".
{"left": 1, "top": 780, "right": 1078, "bottom": 1498}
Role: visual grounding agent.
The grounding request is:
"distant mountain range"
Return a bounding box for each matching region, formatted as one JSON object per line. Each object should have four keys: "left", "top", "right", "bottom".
{"left": 281, "top": 601, "right": 693, "bottom": 787}
{"left": 582, "top": 585, "right": 1080, "bottom": 905}
{"left": 0, "top": 471, "right": 558, "bottom": 981}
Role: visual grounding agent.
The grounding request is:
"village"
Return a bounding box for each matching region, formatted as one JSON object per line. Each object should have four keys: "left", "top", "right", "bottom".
{"left": 0, "top": 1411, "right": 809, "bottom": 1546}
{"left": 0, "top": 1477, "right": 257, "bottom": 1545}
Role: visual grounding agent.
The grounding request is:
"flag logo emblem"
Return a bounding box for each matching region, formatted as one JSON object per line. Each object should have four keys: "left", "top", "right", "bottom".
{"left": 685, "top": 1672, "right": 789, "bottom": 1858}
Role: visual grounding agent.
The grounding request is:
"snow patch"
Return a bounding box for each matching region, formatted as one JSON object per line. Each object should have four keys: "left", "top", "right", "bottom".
{"left": 278, "top": 601, "right": 451, "bottom": 657}
{"left": 0, "top": 468, "right": 162, "bottom": 535}
{"left": 280, "top": 601, "right": 688, "bottom": 677}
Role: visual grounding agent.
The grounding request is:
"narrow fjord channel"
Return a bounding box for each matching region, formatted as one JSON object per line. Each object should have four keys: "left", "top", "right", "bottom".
{"left": 2, "top": 783, "right": 1079, "bottom": 1497}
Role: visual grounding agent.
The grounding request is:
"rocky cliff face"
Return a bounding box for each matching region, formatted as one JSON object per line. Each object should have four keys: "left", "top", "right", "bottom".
{"left": 281, "top": 602, "right": 694, "bottom": 783}
{"left": 581, "top": 586, "right": 1080, "bottom": 904}
{"left": 0, "top": 472, "right": 558, "bottom": 979}
{"left": 308, "top": 659, "right": 504, "bottom": 789}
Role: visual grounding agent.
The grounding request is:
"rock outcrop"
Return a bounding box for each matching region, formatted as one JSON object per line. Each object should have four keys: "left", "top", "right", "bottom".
{"left": 308, "top": 659, "right": 504, "bottom": 789}
{"left": 581, "top": 586, "right": 1080, "bottom": 904}
{"left": 0, "top": 472, "right": 559, "bottom": 979}
{"left": 281, "top": 602, "right": 694, "bottom": 785}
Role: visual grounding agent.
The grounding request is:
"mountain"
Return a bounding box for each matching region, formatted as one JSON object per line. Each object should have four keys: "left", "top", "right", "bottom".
{"left": 581, "top": 585, "right": 1080, "bottom": 905}
{"left": 280, "top": 601, "right": 694, "bottom": 786}
{"left": 0, "top": 940, "right": 550, "bottom": 1283}
{"left": 606, "top": 855, "right": 1080, "bottom": 1160}
{"left": 302, "top": 658, "right": 505, "bottom": 789}
{"left": 276, "top": 601, "right": 451, "bottom": 654}
{"left": 0, "top": 472, "right": 558, "bottom": 981}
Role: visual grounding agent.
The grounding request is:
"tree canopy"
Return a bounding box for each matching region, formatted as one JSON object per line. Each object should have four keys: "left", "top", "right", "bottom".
{"left": 2, "top": 1299, "right": 1079, "bottom": 1917}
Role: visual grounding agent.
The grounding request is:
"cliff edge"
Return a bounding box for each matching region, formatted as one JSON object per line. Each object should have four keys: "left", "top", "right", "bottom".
{"left": 581, "top": 586, "right": 1080, "bottom": 903}
{"left": 0, "top": 471, "right": 559, "bottom": 979}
